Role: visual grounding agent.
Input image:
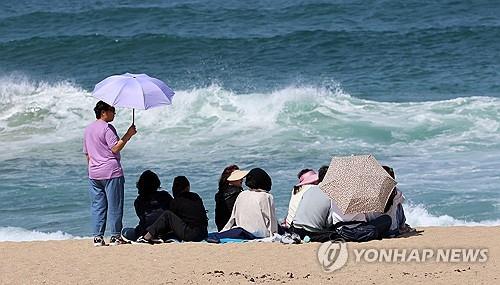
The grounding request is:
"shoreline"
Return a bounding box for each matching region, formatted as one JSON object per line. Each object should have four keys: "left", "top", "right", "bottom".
{"left": 0, "top": 227, "right": 498, "bottom": 284}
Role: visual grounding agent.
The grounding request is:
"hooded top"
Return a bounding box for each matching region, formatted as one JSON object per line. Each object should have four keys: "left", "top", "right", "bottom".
{"left": 170, "top": 191, "right": 209, "bottom": 229}
{"left": 134, "top": 191, "right": 173, "bottom": 235}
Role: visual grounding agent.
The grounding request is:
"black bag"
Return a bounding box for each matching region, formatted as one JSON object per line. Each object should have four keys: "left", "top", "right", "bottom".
{"left": 292, "top": 215, "right": 392, "bottom": 243}
{"left": 335, "top": 215, "right": 392, "bottom": 242}
{"left": 337, "top": 223, "right": 379, "bottom": 242}
{"left": 309, "top": 231, "right": 341, "bottom": 243}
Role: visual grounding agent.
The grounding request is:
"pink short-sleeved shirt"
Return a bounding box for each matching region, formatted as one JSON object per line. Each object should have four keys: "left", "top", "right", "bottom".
{"left": 83, "top": 120, "right": 124, "bottom": 180}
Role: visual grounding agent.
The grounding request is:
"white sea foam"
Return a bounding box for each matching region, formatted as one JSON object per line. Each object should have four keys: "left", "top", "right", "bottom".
{"left": 1, "top": 75, "right": 500, "bottom": 228}
{"left": 0, "top": 226, "right": 80, "bottom": 242}
{"left": 405, "top": 204, "right": 500, "bottom": 227}
{"left": 0, "top": 75, "right": 95, "bottom": 157}
{"left": 1, "top": 76, "right": 499, "bottom": 153}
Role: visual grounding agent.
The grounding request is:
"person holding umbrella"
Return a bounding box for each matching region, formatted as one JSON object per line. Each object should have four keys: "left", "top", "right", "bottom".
{"left": 84, "top": 100, "right": 137, "bottom": 246}
{"left": 84, "top": 73, "right": 174, "bottom": 246}
{"left": 85, "top": 72, "right": 175, "bottom": 246}
{"left": 290, "top": 165, "right": 366, "bottom": 239}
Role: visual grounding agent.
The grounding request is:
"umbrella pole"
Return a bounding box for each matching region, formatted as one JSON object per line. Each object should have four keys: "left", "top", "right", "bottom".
{"left": 132, "top": 109, "right": 135, "bottom": 125}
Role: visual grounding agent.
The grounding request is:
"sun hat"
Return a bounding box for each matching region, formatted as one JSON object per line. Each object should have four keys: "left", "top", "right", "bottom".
{"left": 295, "top": 170, "right": 319, "bottom": 187}
{"left": 227, "top": 170, "right": 249, "bottom": 181}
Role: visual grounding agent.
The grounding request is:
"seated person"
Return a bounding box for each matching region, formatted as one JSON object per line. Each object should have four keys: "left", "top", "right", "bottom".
{"left": 121, "top": 170, "right": 172, "bottom": 241}
{"left": 365, "top": 166, "right": 413, "bottom": 236}
{"left": 138, "top": 176, "right": 208, "bottom": 243}
{"left": 283, "top": 169, "right": 318, "bottom": 228}
{"left": 215, "top": 165, "right": 245, "bottom": 231}
{"left": 291, "top": 165, "right": 366, "bottom": 239}
{"left": 222, "top": 168, "right": 278, "bottom": 238}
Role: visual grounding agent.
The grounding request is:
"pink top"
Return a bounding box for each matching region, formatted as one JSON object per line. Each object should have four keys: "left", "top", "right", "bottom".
{"left": 83, "top": 120, "right": 123, "bottom": 180}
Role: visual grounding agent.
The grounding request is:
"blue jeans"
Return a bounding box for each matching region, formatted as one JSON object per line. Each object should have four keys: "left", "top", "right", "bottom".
{"left": 88, "top": 176, "right": 125, "bottom": 237}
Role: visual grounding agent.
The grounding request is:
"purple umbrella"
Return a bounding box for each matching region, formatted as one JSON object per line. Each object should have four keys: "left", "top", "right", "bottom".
{"left": 92, "top": 73, "right": 175, "bottom": 124}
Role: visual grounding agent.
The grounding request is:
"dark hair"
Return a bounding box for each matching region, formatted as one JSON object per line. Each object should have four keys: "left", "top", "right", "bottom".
{"left": 218, "top": 164, "right": 239, "bottom": 192}
{"left": 136, "top": 170, "right": 161, "bottom": 196}
{"left": 172, "top": 176, "right": 190, "bottom": 198}
{"left": 383, "top": 165, "right": 395, "bottom": 179}
{"left": 245, "top": 168, "right": 272, "bottom": 191}
{"left": 297, "top": 168, "right": 313, "bottom": 179}
{"left": 384, "top": 189, "right": 396, "bottom": 213}
{"left": 318, "top": 165, "right": 329, "bottom": 183}
{"left": 382, "top": 166, "right": 396, "bottom": 212}
{"left": 293, "top": 168, "right": 314, "bottom": 194}
{"left": 93, "top": 100, "right": 114, "bottom": 119}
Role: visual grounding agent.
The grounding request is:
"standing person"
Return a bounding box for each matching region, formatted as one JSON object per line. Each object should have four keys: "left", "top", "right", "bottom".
{"left": 215, "top": 165, "right": 246, "bottom": 231}
{"left": 138, "top": 176, "right": 209, "bottom": 243}
{"left": 83, "top": 100, "right": 137, "bottom": 246}
{"left": 121, "top": 170, "right": 173, "bottom": 242}
{"left": 222, "top": 168, "right": 278, "bottom": 238}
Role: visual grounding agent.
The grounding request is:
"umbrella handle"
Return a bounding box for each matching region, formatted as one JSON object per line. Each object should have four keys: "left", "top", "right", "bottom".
{"left": 132, "top": 108, "right": 135, "bottom": 125}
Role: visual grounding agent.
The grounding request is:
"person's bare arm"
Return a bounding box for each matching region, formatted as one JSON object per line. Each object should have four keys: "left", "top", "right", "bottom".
{"left": 111, "top": 125, "right": 137, "bottom": 154}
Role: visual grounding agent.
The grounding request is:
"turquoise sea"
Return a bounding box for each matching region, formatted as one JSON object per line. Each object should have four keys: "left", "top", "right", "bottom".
{"left": 1, "top": 0, "right": 499, "bottom": 240}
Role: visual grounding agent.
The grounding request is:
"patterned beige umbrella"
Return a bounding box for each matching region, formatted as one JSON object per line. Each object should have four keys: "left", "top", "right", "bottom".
{"left": 319, "top": 154, "right": 397, "bottom": 214}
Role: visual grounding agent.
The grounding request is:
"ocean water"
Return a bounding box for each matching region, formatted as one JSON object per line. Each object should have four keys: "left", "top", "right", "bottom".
{"left": 1, "top": 0, "right": 500, "bottom": 241}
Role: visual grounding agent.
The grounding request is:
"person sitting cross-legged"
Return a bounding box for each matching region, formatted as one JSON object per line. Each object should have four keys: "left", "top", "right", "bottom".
{"left": 291, "top": 165, "right": 366, "bottom": 239}
{"left": 222, "top": 168, "right": 278, "bottom": 238}
{"left": 282, "top": 169, "right": 319, "bottom": 229}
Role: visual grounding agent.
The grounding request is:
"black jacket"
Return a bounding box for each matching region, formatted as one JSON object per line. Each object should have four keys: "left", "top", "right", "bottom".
{"left": 134, "top": 191, "right": 173, "bottom": 235}
{"left": 214, "top": 185, "right": 242, "bottom": 231}
{"left": 171, "top": 192, "right": 208, "bottom": 229}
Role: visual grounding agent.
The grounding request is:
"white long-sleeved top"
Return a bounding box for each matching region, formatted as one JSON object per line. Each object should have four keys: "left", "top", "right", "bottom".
{"left": 222, "top": 189, "right": 278, "bottom": 238}
{"left": 284, "top": 184, "right": 314, "bottom": 226}
{"left": 328, "top": 199, "right": 367, "bottom": 226}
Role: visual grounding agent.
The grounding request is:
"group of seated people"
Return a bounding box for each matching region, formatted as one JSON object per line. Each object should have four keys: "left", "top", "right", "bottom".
{"left": 121, "top": 164, "right": 413, "bottom": 244}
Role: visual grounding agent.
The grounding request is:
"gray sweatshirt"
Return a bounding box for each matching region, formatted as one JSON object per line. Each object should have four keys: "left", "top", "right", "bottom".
{"left": 293, "top": 185, "right": 365, "bottom": 232}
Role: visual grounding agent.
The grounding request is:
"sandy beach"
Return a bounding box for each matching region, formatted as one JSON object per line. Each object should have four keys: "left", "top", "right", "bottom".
{"left": 0, "top": 227, "right": 498, "bottom": 284}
